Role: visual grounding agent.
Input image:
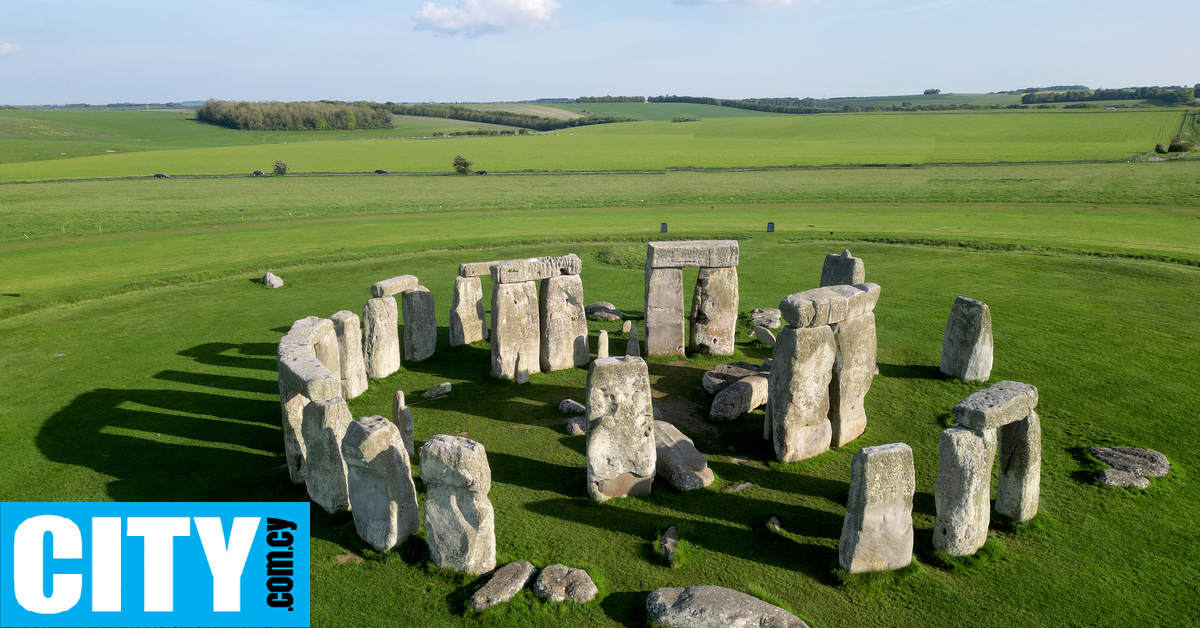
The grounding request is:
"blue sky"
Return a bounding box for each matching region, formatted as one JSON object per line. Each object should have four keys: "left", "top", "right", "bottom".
{"left": 0, "top": 0, "right": 1194, "bottom": 105}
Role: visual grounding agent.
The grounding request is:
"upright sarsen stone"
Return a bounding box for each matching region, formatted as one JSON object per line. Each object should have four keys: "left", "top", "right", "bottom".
{"left": 940, "top": 296, "right": 993, "bottom": 381}
{"left": 363, "top": 296, "right": 400, "bottom": 379}
{"left": 330, "top": 310, "right": 368, "bottom": 400}
{"left": 996, "top": 410, "right": 1041, "bottom": 522}
{"left": 689, "top": 266, "right": 739, "bottom": 356}
{"left": 644, "top": 266, "right": 685, "bottom": 357}
{"left": 934, "top": 426, "right": 997, "bottom": 556}
{"left": 392, "top": 390, "right": 415, "bottom": 457}
{"left": 540, "top": 274, "right": 589, "bottom": 371}
{"left": 820, "top": 249, "right": 865, "bottom": 287}
{"left": 768, "top": 325, "right": 836, "bottom": 463}
{"left": 420, "top": 435, "right": 497, "bottom": 575}
{"left": 402, "top": 285, "right": 436, "bottom": 363}
{"left": 450, "top": 275, "right": 487, "bottom": 347}
{"left": 597, "top": 330, "right": 609, "bottom": 359}
{"left": 277, "top": 317, "right": 341, "bottom": 484}
{"left": 829, "top": 312, "right": 876, "bottom": 447}
{"left": 491, "top": 281, "right": 540, "bottom": 380}
{"left": 301, "top": 397, "right": 353, "bottom": 514}
{"left": 341, "top": 415, "right": 420, "bottom": 553}
{"left": 586, "top": 357, "right": 656, "bottom": 501}
{"left": 839, "top": 443, "right": 915, "bottom": 573}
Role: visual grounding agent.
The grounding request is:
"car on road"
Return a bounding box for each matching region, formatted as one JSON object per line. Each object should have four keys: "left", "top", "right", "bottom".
{"left": 153, "top": 173, "right": 169, "bottom": 179}
{"left": 253, "top": 170, "right": 266, "bottom": 177}
{"left": 375, "top": 169, "right": 389, "bottom": 175}
{"left": 475, "top": 170, "right": 489, "bottom": 175}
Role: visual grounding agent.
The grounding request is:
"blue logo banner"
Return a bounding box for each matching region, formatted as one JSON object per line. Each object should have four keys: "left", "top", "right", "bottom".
{"left": 0, "top": 502, "right": 310, "bottom": 627}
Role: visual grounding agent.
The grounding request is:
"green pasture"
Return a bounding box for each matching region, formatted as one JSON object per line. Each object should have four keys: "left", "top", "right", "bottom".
{"left": 821, "top": 92, "right": 1025, "bottom": 108}
{"left": 551, "top": 102, "right": 778, "bottom": 121}
{"left": 0, "top": 109, "right": 1184, "bottom": 181}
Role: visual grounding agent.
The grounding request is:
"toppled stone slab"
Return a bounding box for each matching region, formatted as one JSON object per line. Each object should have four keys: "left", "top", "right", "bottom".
{"left": 1098, "top": 468, "right": 1150, "bottom": 489}
{"left": 392, "top": 391, "right": 415, "bottom": 457}
{"left": 1089, "top": 447, "right": 1170, "bottom": 478}
{"left": 450, "top": 276, "right": 487, "bottom": 347}
{"left": 654, "top": 420, "right": 714, "bottom": 491}
{"left": 263, "top": 271, "right": 284, "bottom": 288}
{"left": 934, "top": 427, "right": 996, "bottom": 556}
{"left": 540, "top": 274, "right": 589, "bottom": 371}
{"left": 586, "top": 357, "right": 656, "bottom": 502}
{"left": 423, "top": 382, "right": 452, "bottom": 399}
{"left": 727, "top": 482, "right": 753, "bottom": 493}
{"left": 710, "top": 373, "right": 769, "bottom": 421}
{"left": 420, "top": 435, "right": 496, "bottom": 575}
{"left": 586, "top": 301, "right": 624, "bottom": 321}
{"left": 491, "top": 281, "right": 540, "bottom": 380}
{"left": 750, "top": 307, "right": 782, "bottom": 329}
{"left": 645, "top": 266, "right": 686, "bottom": 356}
{"left": 646, "top": 586, "right": 810, "bottom": 628}
{"left": 459, "top": 259, "right": 522, "bottom": 278}
{"left": 952, "top": 380, "right": 1038, "bottom": 430}
{"left": 768, "top": 325, "right": 836, "bottom": 463}
{"left": 829, "top": 312, "right": 876, "bottom": 448}
{"left": 646, "top": 240, "right": 740, "bottom": 269}
{"left": 302, "top": 397, "right": 353, "bottom": 514}
{"left": 689, "top": 266, "right": 739, "bottom": 355}
{"left": 363, "top": 296, "right": 400, "bottom": 379}
{"left": 839, "top": 443, "right": 914, "bottom": 573}
{"left": 820, "top": 249, "right": 865, "bottom": 287}
{"left": 779, "top": 283, "right": 881, "bottom": 328}
{"left": 341, "top": 415, "right": 420, "bottom": 553}
{"left": 996, "top": 410, "right": 1041, "bottom": 522}
{"left": 753, "top": 326, "right": 776, "bottom": 347}
{"left": 940, "top": 296, "right": 993, "bottom": 381}
{"left": 402, "top": 285, "right": 436, "bottom": 363}
{"left": 491, "top": 254, "right": 582, "bottom": 284}
{"left": 330, "top": 310, "right": 368, "bottom": 400}
{"left": 533, "top": 564, "right": 598, "bottom": 604}
{"left": 702, "top": 362, "right": 762, "bottom": 395}
{"left": 659, "top": 526, "right": 679, "bottom": 564}
{"left": 371, "top": 275, "right": 418, "bottom": 298}
{"left": 559, "top": 399, "right": 586, "bottom": 414}
{"left": 469, "top": 561, "right": 537, "bottom": 612}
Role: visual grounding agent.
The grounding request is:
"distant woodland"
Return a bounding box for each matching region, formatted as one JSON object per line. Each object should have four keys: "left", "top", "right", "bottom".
{"left": 1021, "top": 86, "right": 1199, "bottom": 105}
{"left": 384, "top": 104, "right": 631, "bottom": 131}
{"left": 195, "top": 100, "right": 393, "bottom": 131}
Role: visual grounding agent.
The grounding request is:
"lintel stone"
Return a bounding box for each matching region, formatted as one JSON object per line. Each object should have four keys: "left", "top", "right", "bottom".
{"left": 646, "top": 240, "right": 739, "bottom": 268}
{"left": 371, "top": 275, "right": 419, "bottom": 298}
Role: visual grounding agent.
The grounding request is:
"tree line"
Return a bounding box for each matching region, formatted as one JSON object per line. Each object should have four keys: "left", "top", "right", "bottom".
{"left": 1021, "top": 87, "right": 1198, "bottom": 105}
{"left": 195, "top": 100, "right": 392, "bottom": 131}
{"left": 575, "top": 96, "right": 646, "bottom": 103}
{"left": 384, "top": 104, "right": 631, "bottom": 131}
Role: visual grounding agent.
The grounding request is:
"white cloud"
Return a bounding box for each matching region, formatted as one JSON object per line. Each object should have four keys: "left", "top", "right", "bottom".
{"left": 0, "top": 43, "right": 22, "bottom": 56}
{"left": 414, "top": 0, "right": 561, "bottom": 34}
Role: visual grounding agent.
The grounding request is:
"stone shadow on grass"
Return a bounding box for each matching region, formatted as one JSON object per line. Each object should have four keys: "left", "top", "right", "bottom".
{"left": 878, "top": 363, "right": 946, "bottom": 380}
{"left": 599, "top": 591, "right": 649, "bottom": 627}
{"left": 178, "top": 342, "right": 278, "bottom": 371}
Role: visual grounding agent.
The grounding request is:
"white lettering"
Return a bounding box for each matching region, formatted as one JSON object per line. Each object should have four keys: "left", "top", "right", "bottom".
{"left": 194, "top": 517, "right": 260, "bottom": 612}
{"left": 13, "top": 515, "right": 83, "bottom": 614}
{"left": 126, "top": 517, "right": 190, "bottom": 612}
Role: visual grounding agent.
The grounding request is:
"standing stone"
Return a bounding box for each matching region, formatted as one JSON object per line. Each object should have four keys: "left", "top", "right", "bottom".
{"left": 768, "top": 325, "right": 836, "bottom": 463}
{"left": 540, "top": 274, "right": 589, "bottom": 371}
{"left": 996, "top": 410, "right": 1041, "bottom": 522}
{"left": 586, "top": 357, "right": 656, "bottom": 502}
{"left": 301, "top": 397, "right": 353, "bottom": 514}
{"left": 829, "top": 312, "right": 876, "bottom": 448}
{"left": 515, "top": 351, "right": 532, "bottom": 384}
{"left": 626, "top": 325, "right": 641, "bottom": 357}
{"left": 491, "top": 281, "right": 540, "bottom": 380}
{"left": 689, "top": 266, "right": 739, "bottom": 356}
{"left": 839, "top": 443, "right": 915, "bottom": 573}
{"left": 392, "top": 391, "right": 415, "bottom": 457}
{"left": 710, "top": 373, "right": 769, "bottom": 421}
{"left": 654, "top": 420, "right": 714, "bottom": 491}
{"left": 420, "top": 435, "right": 496, "bottom": 575}
{"left": 312, "top": 325, "right": 342, "bottom": 384}
{"left": 341, "top": 415, "right": 420, "bottom": 552}
{"left": 278, "top": 317, "right": 341, "bottom": 484}
{"left": 934, "top": 426, "right": 997, "bottom": 556}
{"left": 363, "top": 296, "right": 400, "bottom": 379}
{"left": 330, "top": 310, "right": 368, "bottom": 400}
{"left": 597, "top": 330, "right": 609, "bottom": 358}
{"left": 940, "top": 296, "right": 993, "bottom": 381}
{"left": 622, "top": 320, "right": 632, "bottom": 334}
{"left": 402, "top": 285, "right": 436, "bottom": 363}
{"left": 450, "top": 276, "right": 487, "bottom": 346}
{"left": 645, "top": 266, "right": 686, "bottom": 356}
{"left": 820, "top": 249, "right": 865, "bottom": 287}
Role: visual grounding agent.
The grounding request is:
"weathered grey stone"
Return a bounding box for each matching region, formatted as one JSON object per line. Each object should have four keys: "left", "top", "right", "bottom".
{"left": 450, "top": 276, "right": 487, "bottom": 347}
{"left": 278, "top": 317, "right": 341, "bottom": 483}
{"left": 934, "top": 426, "right": 997, "bottom": 556}
{"left": 312, "top": 323, "right": 342, "bottom": 385}
{"left": 655, "top": 420, "right": 714, "bottom": 490}
{"left": 646, "top": 240, "right": 740, "bottom": 269}
{"left": 839, "top": 443, "right": 914, "bottom": 573}
{"left": 727, "top": 482, "right": 754, "bottom": 493}
{"left": 597, "top": 330, "right": 609, "bottom": 358}
{"left": 779, "top": 283, "right": 881, "bottom": 328}
{"left": 689, "top": 266, "right": 739, "bottom": 355}
{"left": 702, "top": 362, "right": 761, "bottom": 395}
{"left": 263, "top": 271, "right": 284, "bottom": 289}
{"left": 533, "top": 564, "right": 598, "bottom": 604}
{"left": 515, "top": 351, "right": 532, "bottom": 384}
{"left": 371, "top": 275, "right": 419, "bottom": 298}
{"left": 491, "top": 254, "right": 582, "bottom": 283}
{"left": 940, "top": 296, "right": 993, "bottom": 381}
{"left": 363, "top": 296, "right": 400, "bottom": 379}
{"left": 392, "top": 391, "right": 414, "bottom": 457}
{"left": 420, "top": 435, "right": 496, "bottom": 575}
{"left": 1098, "top": 468, "right": 1150, "bottom": 489}
{"left": 768, "top": 325, "right": 836, "bottom": 463}
{"left": 660, "top": 526, "right": 679, "bottom": 564}
{"left": 341, "top": 415, "right": 420, "bottom": 552}
{"left": 710, "top": 374, "right": 769, "bottom": 421}
{"left": 767, "top": 517, "right": 782, "bottom": 533}
{"left": 646, "top": 586, "right": 809, "bottom": 628}
{"left": 422, "top": 382, "right": 452, "bottom": 399}
{"left": 401, "top": 285, "right": 436, "bottom": 363}
{"left": 540, "top": 274, "right": 589, "bottom": 371}
{"left": 469, "top": 561, "right": 537, "bottom": 612}
{"left": 620, "top": 320, "right": 631, "bottom": 334}
{"left": 567, "top": 416, "right": 588, "bottom": 436}
{"left": 750, "top": 307, "right": 782, "bottom": 329}
{"left": 996, "top": 410, "right": 1041, "bottom": 522}
{"left": 753, "top": 326, "right": 776, "bottom": 347}
{"left": 626, "top": 325, "right": 641, "bottom": 357}
{"left": 952, "top": 380, "right": 1038, "bottom": 430}
{"left": 559, "top": 399, "right": 586, "bottom": 414}
{"left": 829, "top": 312, "right": 877, "bottom": 448}
{"left": 586, "top": 357, "right": 656, "bottom": 501}
{"left": 459, "top": 259, "right": 521, "bottom": 278}
{"left": 1088, "top": 447, "right": 1170, "bottom": 478}
{"left": 645, "top": 266, "right": 686, "bottom": 356}
{"left": 302, "top": 398, "right": 353, "bottom": 514}
{"left": 330, "top": 310, "right": 368, "bottom": 400}
{"left": 820, "top": 249, "right": 865, "bottom": 287}
{"left": 586, "top": 301, "right": 623, "bottom": 321}
{"left": 491, "top": 281, "right": 540, "bottom": 380}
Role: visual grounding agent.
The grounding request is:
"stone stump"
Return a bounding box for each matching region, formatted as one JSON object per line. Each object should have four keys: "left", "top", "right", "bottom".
{"left": 392, "top": 390, "right": 415, "bottom": 457}
{"left": 644, "top": 266, "right": 685, "bottom": 357}
{"left": 839, "top": 443, "right": 914, "bottom": 573}
{"left": 585, "top": 357, "right": 656, "bottom": 501}
{"left": 597, "top": 330, "right": 609, "bottom": 358}
{"left": 420, "top": 435, "right": 496, "bottom": 575}
{"left": 450, "top": 275, "right": 487, "bottom": 347}
{"left": 689, "top": 266, "right": 739, "bottom": 355}
{"left": 301, "top": 397, "right": 353, "bottom": 514}
{"left": 767, "top": 325, "right": 836, "bottom": 463}
{"left": 277, "top": 317, "right": 341, "bottom": 484}
{"left": 940, "top": 296, "right": 993, "bottom": 381}
{"left": 829, "top": 312, "right": 876, "bottom": 447}
{"left": 491, "top": 281, "right": 540, "bottom": 380}
{"left": 402, "top": 285, "right": 436, "bottom": 363}
{"left": 341, "top": 415, "right": 420, "bottom": 553}
{"left": 820, "top": 249, "right": 865, "bottom": 287}
{"left": 934, "top": 427, "right": 996, "bottom": 556}
{"left": 363, "top": 296, "right": 400, "bottom": 379}
{"left": 330, "top": 310, "right": 368, "bottom": 400}
{"left": 540, "top": 274, "right": 589, "bottom": 371}
{"left": 626, "top": 325, "right": 641, "bottom": 357}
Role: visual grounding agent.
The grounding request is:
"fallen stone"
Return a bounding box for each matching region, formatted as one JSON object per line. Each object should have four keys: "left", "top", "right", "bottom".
{"left": 654, "top": 420, "right": 714, "bottom": 491}
{"left": 710, "top": 374, "right": 769, "bottom": 421}
{"left": 534, "top": 564, "right": 598, "bottom": 604}
{"left": 491, "top": 281, "right": 540, "bottom": 380}
{"left": 402, "top": 285, "right": 436, "bottom": 363}
{"left": 779, "top": 283, "right": 881, "bottom": 328}
{"left": 330, "top": 310, "right": 368, "bottom": 400}
{"left": 934, "top": 426, "right": 996, "bottom": 556}
{"left": 829, "top": 312, "right": 876, "bottom": 448}
{"left": 768, "top": 325, "right": 836, "bottom": 463}
{"left": 559, "top": 399, "right": 586, "bottom": 414}
{"left": 392, "top": 391, "right": 415, "bottom": 457}
{"left": 371, "top": 275, "right": 418, "bottom": 298}
{"left": 689, "top": 266, "right": 739, "bottom": 355}
{"left": 996, "top": 410, "right": 1041, "bottom": 522}
{"left": 626, "top": 324, "right": 642, "bottom": 357}
{"left": 952, "top": 380, "right": 1039, "bottom": 430}
{"left": 839, "top": 443, "right": 914, "bottom": 573}
{"left": 646, "top": 240, "right": 740, "bottom": 269}
{"left": 727, "top": 482, "right": 753, "bottom": 493}
{"left": 540, "top": 274, "right": 589, "bottom": 371}
{"left": 660, "top": 526, "right": 679, "bottom": 564}
{"left": 646, "top": 586, "right": 809, "bottom": 628}
{"left": 750, "top": 307, "right": 782, "bottom": 329}
{"left": 420, "top": 435, "right": 496, "bottom": 575}
{"left": 586, "top": 357, "right": 656, "bottom": 502}
{"left": 702, "top": 362, "right": 761, "bottom": 395}
{"left": 940, "top": 296, "right": 993, "bottom": 381}
{"left": 753, "top": 326, "right": 776, "bottom": 347}
{"left": 1088, "top": 447, "right": 1170, "bottom": 478}
{"left": 302, "top": 397, "right": 353, "bottom": 514}
{"left": 362, "top": 296, "right": 400, "bottom": 379}
{"left": 567, "top": 416, "right": 587, "bottom": 436}
{"left": 820, "top": 249, "right": 865, "bottom": 287}
{"left": 586, "top": 301, "right": 623, "bottom": 321}
{"left": 469, "top": 561, "right": 537, "bottom": 612}
{"left": 767, "top": 516, "right": 782, "bottom": 532}
{"left": 450, "top": 276, "right": 487, "bottom": 347}
{"left": 491, "top": 254, "right": 582, "bottom": 284}
{"left": 1098, "top": 468, "right": 1150, "bottom": 489}
{"left": 597, "top": 330, "right": 609, "bottom": 358}
{"left": 422, "top": 382, "right": 452, "bottom": 399}
{"left": 341, "top": 415, "right": 420, "bottom": 553}
{"left": 263, "top": 271, "right": 284, "bottom": 289}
